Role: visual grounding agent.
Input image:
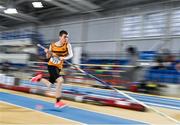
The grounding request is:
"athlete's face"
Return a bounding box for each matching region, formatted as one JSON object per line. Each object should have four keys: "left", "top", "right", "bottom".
{"left": 60, "top": 34, "right": 68, "bottom": 43}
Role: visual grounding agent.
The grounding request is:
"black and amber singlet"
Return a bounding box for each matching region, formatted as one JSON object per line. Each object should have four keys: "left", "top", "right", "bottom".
{"left": 48, "top": 42, "right": 68, "bottom": 69}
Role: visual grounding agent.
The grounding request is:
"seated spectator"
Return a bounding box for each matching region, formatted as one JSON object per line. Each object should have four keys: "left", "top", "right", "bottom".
{"left": 153, "top": 55, "right": 165, "bottom": 69}
{"left": 153, "top": 48, "right": 176, "bottom": 70}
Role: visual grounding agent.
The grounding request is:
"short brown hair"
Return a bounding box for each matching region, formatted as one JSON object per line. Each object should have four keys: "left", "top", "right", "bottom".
{"left": 59, "top": 30, "right": 68, "bottom": 36}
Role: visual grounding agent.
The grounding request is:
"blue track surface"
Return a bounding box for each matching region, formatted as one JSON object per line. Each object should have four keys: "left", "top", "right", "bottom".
{"left": 0, "top": 92, "right": 146, "bottom": 124}
{"left": 22, "top": 80, "right": 180, "bottom": 110}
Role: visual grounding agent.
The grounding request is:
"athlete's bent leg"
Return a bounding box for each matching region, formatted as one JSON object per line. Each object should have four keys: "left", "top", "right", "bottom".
{"left": 40, "top": 78, "right": 52, "bottom": 88}
{"left": 31, "top": 74, "right": 52, "bottom": 88}
{"left": 55, "top": 76, "right": 64, "bottom": 99}
{"left": 54, "top": 76, "right": 66, "bottom": 108}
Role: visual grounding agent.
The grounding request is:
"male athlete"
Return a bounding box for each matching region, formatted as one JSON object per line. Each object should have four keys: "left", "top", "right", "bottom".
{"left": 31, "top": 30, "right": 73, "bottom": 108}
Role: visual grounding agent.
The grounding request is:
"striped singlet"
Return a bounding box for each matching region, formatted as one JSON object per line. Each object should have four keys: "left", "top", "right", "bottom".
{"left": 48, "top": 42, "right": 68, "bottom": 69}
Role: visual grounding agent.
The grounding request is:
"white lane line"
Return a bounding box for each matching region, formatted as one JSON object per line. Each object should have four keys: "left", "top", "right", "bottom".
{"left": 0, "top": 100, "right": 86, "bottom": 125}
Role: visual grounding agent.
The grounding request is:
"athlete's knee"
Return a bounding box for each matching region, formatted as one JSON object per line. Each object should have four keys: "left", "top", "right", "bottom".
{"left": 56, "top": 76, "right": 64, "bottom": 83}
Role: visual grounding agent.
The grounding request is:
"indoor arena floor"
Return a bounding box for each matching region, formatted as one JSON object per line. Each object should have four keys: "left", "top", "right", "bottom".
{"left": 0, "top": 88, "right": 180, "bottom": 125}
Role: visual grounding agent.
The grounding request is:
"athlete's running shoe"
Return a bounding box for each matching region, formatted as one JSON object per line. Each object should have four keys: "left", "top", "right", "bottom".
{"left": 54, "top": 101, "right": 67, "bottom": 108}
{"left": 31, "top": 74, "right": 42, "bottom": 82}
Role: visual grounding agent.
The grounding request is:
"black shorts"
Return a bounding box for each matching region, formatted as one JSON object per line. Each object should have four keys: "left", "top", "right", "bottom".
{"left": 48, "top": 65, "right": 61, "bottom": 84}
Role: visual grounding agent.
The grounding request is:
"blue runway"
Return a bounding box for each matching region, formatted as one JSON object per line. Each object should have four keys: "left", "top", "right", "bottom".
{"left": 0, "top": 92, "right": 146, "bottom": 124}
{"left": 22, "top": 80, "right": 180, "bottom": 110}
